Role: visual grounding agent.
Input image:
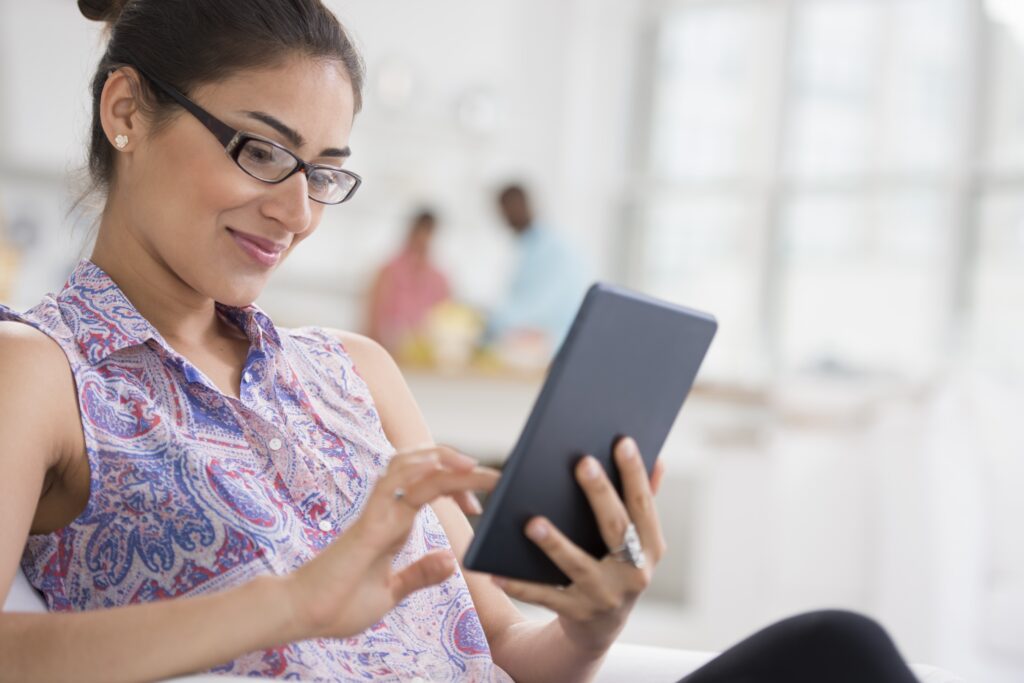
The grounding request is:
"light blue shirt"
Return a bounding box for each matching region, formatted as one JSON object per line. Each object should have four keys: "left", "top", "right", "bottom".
{"left": 488, "top": 223, "right": 587, "bottom": 347}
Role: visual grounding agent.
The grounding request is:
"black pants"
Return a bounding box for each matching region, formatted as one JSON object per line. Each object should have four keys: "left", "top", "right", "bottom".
{"left": 679, "top": 610, "right": 919, "bottom": 683}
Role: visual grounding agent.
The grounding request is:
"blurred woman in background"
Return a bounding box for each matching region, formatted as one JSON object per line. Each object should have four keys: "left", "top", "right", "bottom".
{"left": 366, "top": 209, "right": 451, "bottom": 355}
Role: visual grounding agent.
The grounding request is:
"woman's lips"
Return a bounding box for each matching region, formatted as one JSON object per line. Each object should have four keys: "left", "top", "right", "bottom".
{"left": 227, "top": 228, "right": 286, "bottom": 268}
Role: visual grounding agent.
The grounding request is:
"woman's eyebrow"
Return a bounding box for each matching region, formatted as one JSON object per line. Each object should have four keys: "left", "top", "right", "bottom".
{"left": 242, "top": 110, "right": 351, "bottom": 158}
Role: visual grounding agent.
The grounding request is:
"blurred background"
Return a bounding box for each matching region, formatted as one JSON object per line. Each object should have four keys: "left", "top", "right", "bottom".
{"left": 2, "top": 0, "right": 1023, "bottom": 680}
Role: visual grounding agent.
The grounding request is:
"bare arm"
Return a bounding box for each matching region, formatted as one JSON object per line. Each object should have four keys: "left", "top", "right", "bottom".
{"left": 0, "top": 322, "right": 306, "bottom": 682}
{"left": 0, "top": 323, "right": 493, "bottom": 683}
{"left": 335, "top": 330, "right": 615, "bottom": 683}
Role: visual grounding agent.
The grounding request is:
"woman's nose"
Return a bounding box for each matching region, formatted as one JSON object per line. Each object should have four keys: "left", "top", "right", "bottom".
{"left": 261, "top": 171, "right": 313, "bottom": 233}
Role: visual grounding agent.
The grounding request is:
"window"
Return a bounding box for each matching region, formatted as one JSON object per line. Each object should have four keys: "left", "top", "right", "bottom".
{"left": 631, "top": 0, "right": 1024, "bottom": 381}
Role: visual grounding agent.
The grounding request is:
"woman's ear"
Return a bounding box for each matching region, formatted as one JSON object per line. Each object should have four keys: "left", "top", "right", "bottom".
{"left": 98, "top": 67, "right": 149, "bottom": 154}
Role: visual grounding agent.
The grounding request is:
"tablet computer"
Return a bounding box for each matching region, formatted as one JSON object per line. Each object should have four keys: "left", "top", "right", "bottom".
{"left": 463, "top": 282, "right": 717, "bottom": 585}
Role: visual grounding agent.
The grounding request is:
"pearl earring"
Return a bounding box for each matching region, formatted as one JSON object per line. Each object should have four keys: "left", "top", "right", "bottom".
{"left": 114, "top": 134, "right": 129, "bottom": 150}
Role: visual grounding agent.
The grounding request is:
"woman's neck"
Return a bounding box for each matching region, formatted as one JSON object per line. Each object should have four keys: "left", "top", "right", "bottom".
{"left": 90, "top": 219, "right": 231, "bottom": 349}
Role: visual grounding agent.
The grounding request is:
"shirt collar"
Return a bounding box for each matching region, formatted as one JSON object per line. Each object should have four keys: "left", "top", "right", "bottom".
{"left": 216, "top": 301, "right": 283, "bottom": 352}
{"left": 58, "top": 259, "right": 282, "bottom": 365}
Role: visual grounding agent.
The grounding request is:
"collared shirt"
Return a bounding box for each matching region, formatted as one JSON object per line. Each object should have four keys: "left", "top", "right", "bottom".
{"left": 487, "top": 223, "right": 587, "bottom": 348}
{"left": 0, "top": 260, "right": 511, "bottom": 682}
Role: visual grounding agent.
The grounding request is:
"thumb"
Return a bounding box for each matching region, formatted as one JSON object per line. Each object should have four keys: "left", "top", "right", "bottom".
{"left": 390, "top": 550, "right": 457, "bottom": 602}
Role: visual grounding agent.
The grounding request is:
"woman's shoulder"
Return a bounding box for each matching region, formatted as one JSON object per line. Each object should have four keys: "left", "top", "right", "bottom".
{"left": 311, "top": 330, "right": 431, "bottom": 449}
{"left": 0, "top": 319, "right": 81, "bottom": 466}
{"left": 281, "top": 326, "right": 419, "bottom": 438}
{"left": 316, "top": 328, "right": 397, "bottom": 379}
{"left": 280, "top": 325, "right": 400, "bottom": 391}
{"left": 0, "top": 317, "right": 71, "bottom": 376}
{"left": 283, "top": 325, "right": 384, "bottom": 361}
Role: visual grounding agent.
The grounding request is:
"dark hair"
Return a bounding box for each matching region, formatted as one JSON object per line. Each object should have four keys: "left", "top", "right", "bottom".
{"left": 498, "top": 183, "right": 528, "bottom": 204}
{"left": 78, "top": 0, "right": 365, "bottom": 198}
{"left": 410, "top": 209, "right": 437, "bottom": 231}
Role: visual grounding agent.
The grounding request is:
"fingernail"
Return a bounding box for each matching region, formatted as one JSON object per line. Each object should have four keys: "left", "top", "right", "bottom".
{"left": 621, "top": 438, "right": 638, "bottom": 460}
{"left": 581, "top": 456, "right": 600, "bottom": 479}
{"left": 527, "top": 519, "right": 549, "bottom": 540}
{"left": 467, "top": 493, "right": 483, "bottom": 515}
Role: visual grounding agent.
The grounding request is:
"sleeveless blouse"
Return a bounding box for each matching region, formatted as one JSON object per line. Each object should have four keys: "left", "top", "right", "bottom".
{"left": 0, "top": 260, "right": 511, "bottom": 683}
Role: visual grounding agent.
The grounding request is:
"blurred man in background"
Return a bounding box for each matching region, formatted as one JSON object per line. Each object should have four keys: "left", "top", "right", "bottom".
{"left": 487, "top": 184, "right": 586, "bottom": 361}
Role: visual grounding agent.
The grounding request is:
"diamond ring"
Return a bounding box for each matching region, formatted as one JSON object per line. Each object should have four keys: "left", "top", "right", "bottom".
{"left": 609, "top": 522, "right": 646, "bottom": 569}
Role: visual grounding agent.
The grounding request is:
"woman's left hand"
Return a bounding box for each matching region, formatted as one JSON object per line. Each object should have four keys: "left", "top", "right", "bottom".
{"left": 491, "top": 436, "right": 667, "bottom": 654}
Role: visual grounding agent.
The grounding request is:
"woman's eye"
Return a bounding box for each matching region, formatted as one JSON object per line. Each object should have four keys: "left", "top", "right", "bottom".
{"left": 309, "top": 172, "right": 336, "bottom": 192}
{"left": 243, "top": 142, "right": 276, "bottom": 164}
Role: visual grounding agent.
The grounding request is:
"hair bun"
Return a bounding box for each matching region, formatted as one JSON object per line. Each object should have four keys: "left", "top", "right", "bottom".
{"left": 78, "top": 0, "right": 128, "bottom": 23}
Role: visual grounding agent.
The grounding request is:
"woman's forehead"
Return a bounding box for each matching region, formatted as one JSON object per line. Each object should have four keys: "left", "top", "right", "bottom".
{"left": 194, "top": 58, "right": 355, "bottom": 148}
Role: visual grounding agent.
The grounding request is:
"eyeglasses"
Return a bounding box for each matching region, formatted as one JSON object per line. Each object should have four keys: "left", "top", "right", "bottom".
{"left": 133, "top": 68, "right": 362, "bottom": 205}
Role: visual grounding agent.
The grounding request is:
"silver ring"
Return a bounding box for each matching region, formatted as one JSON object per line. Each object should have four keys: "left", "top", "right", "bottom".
{"left": 393, "top": 487, "right": 406, "bottom": 502}
{"left": 609, "top": 522, "right": 646, "bottom": 569}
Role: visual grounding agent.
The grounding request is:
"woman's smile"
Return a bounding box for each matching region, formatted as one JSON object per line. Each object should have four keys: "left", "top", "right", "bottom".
{"left": 226, "top": 227, "right": 288, "bottom": 268}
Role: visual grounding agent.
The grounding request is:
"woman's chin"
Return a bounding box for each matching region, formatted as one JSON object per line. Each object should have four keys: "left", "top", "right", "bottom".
{"left": 208, "top": 273, "right": 269, "bottom": 308}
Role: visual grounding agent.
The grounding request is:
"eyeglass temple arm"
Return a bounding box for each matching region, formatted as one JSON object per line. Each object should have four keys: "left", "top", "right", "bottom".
{"left": 134, "top": 68, "right": 238, "bottom": 148}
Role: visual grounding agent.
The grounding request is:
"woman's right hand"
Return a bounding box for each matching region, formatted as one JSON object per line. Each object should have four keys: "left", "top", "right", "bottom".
{"left": 283, "top": 445, "right": 499, "bottom": 640}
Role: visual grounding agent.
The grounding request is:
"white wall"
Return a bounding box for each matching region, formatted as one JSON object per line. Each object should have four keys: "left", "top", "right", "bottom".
{"left": 0, "top": 1, "right": 106, "bottom": 306}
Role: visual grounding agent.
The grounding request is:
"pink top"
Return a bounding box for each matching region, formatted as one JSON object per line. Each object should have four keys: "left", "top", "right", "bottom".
{"left": 371, "top": 249, "right": 450, "bottom": 351}
{"left": 0, "top": 259, "right": 511, "bottom": 682}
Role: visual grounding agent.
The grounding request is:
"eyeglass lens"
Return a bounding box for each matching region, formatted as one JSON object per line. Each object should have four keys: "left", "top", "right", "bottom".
{"left": 235, "top": 138, "right": 358, "bottom": 204}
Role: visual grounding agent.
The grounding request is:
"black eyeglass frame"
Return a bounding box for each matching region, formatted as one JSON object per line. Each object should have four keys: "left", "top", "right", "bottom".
{"left": 129, "top": 67, "right": 362, "bottom": 205}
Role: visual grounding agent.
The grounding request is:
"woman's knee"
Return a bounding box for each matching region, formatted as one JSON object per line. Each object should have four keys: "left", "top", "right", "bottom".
{"left": 792, "top": 610, "right": 894, "bottom": 652}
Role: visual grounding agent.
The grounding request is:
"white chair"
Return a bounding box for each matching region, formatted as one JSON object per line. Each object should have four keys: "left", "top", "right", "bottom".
{"left": 4, "top": 566, "right": 963, "bottom": 682}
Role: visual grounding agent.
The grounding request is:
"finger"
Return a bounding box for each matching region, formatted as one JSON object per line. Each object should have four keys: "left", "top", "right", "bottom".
{"left": 651, "top": 458, "right": 666, "bottom": 496}
{"left": 389, "top": 444, "right": 477, "bottom": 474}
{"left": 491, "top": 575, "right": 584, "bottom": 619}
{"left": 403, "top": 467, "right": 501, "bottom": 508}
{"left": 383, "top": 449, "right": 483, "bottom": 501}
{"left": 396, "top": 445, "right": 485, "bottom": 514}
{"left": 523, "top": 516, "right": 605, "bottom": 591}
{"left": 575, "top": 454, "right": 632, "bottom": 554}
{"left": 357, "top": 465, "right": 495, "bottom": 552}
{"left": 385, "top": 450, "right": 442, "bottom": 480}
{"left": 450, "top": 490, "right": 484, "bottom": 516}
{"left": 381, "top": 455, "right": 445, "bottom": 499}
{"left": 614, "top": 437, "right": 666, "bottom": 563}
{"left": 433, "top": 443, "right": 478, "bottom": 472}
{"left": 364, "top": 456, "right": 454, "bottom": 535}
{"left": 390, "top": 550, "right": 457, "bottom": 601}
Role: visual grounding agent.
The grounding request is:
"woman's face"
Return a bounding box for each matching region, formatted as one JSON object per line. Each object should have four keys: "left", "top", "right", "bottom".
{"left": 118, "top": 56, "right": 356, "bottom": 306}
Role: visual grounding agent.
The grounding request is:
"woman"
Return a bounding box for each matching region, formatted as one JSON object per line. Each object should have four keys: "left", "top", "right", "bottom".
{"left": 0, "top": 1, "right": 664, "bottom": 681}
{"left": 0, "top": 1, "right": 921, "bottom": 682}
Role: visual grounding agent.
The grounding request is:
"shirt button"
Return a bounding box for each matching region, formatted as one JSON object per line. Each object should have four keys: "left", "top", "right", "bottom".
{"left": 243, "top": 372, "right": 252, "bottom": 383}
{"left": 318, "top": 519, "right": 334, "bottom": 532}
{"left": 268, "top": 437, "right": 283, "bottom": 451}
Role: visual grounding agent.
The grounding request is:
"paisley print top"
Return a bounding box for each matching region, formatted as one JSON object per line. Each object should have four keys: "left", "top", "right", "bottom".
{"left": 1, "top": 259, "right": 511, "bottom": 682}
